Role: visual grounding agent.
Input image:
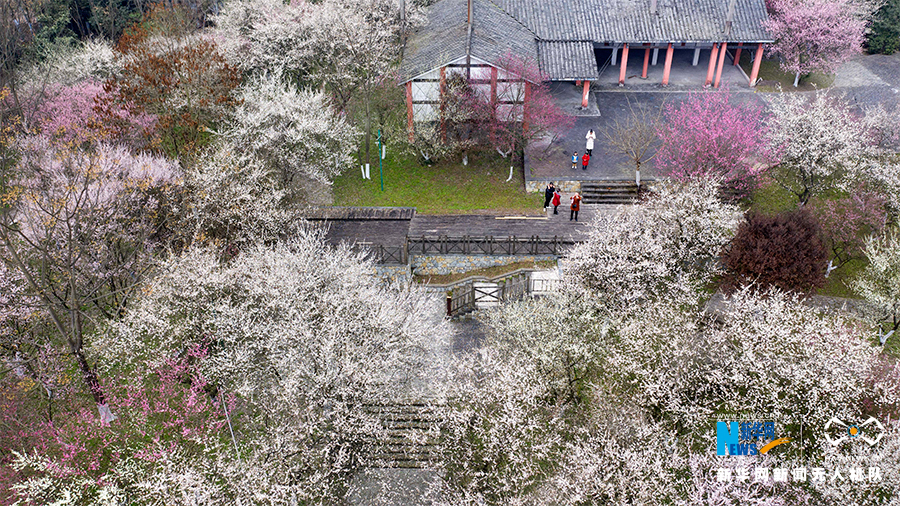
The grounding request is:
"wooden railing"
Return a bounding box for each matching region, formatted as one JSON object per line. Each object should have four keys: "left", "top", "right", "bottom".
{"left": 408, "top": 235, "right": 575, "bottom": 257}
{"left": 351, "top": 243, "right": 408, "bottom": 265}
{"left": 431, "top": 269, "right": 553, "bottom": 317}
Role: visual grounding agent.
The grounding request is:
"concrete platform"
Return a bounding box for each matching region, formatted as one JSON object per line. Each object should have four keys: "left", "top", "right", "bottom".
{"left": 526, "top": 90, "right": 768, "bottom": 186}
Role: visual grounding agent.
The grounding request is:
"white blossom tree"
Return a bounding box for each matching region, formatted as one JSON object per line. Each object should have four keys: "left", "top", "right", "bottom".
{"left": 212, "top": 0, "right": 316, "bottom": 77}
{"left": 766, "top": 91, "right": 871, "bottom": 205}
{"left": 853, "top": 226, "right": 900, "bottom": 337}
{"left": 84, "top": 231, "right": 450, "bottom": 503}
{"left": 177, "top": 144, "right": 292, "bottom": 251}
{"left": 564, "top": 179, "right": 742, "bottom": 311}
{"left": 222, "top": 72, "right": 357, "bottom": 193}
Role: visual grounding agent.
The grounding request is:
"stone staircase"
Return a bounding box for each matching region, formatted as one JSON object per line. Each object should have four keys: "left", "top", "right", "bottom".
{"left": 579, "top": 180, "right": 642, "bottom": 204}
{"left": 362, "top": 402, "right": 445, "bottom": 469}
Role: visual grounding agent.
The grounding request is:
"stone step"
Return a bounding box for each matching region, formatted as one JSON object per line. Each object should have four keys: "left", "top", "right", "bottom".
{"left": 361, "top": 402, "right": 446, "bottom": 469}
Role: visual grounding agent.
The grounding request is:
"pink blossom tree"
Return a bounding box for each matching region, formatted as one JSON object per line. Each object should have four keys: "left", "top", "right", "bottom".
{"left": 0, "top": 138, "right": 180, "bottom": 423}
{"left": 764, "top": 0, "right": 869, "bottom": 87}
{"left": 33, "top": 80, "right": 156, "bottom": 147}
{"left": 465, "top": 52, "right": 574, "bottom": 159}
{"left": 810, "top": 186, "right": 889, "bottom": 270}
{"left": 655, "top": 91, "right": 768, "bottom": 197}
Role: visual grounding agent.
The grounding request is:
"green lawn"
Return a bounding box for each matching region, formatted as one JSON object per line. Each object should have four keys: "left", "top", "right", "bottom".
{"left": 332, "top": 149, "right": 541, "bottom": 215}
{"left": 736, "top": 51, "right": 834, "bottom": 91}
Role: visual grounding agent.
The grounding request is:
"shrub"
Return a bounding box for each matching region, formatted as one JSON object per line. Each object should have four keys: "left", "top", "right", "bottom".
{"left": 867, "top": 0, "right": 900, "bottom": 55}
{"left": 722, "top": 209, "right": 828, "bottom": 293}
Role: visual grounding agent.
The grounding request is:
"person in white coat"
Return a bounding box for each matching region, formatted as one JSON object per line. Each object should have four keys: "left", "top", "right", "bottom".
{"left": 585, "top": 129, "right": 596, "bottom": 156}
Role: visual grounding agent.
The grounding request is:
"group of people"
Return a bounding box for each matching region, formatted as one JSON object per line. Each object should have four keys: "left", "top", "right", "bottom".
{"left": 571, "top": 129, "right": 596, "bottom": 171}
{"left": 543, "top": 183, "right": 583, "bottom": 222}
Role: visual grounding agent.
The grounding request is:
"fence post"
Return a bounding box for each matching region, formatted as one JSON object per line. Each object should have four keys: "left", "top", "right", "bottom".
{"left": 446, "top": 293, "right": 452, "bottom": 317}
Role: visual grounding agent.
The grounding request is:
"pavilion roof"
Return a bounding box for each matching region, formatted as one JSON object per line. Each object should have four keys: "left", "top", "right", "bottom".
{"left": 400, "top": 0, "right": 772, "bottom": 83}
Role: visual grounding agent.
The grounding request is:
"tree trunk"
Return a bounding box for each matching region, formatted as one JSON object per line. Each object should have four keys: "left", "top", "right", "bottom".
{"left": 364, "top": 82, "right": 371, "bottom": 166}
{"left": 793, "top": 72, "right": 800, "bottom": 87}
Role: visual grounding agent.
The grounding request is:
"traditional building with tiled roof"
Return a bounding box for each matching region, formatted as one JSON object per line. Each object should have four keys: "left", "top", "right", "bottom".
{"left": 400, "top": 0, "right": 773, "bottom": 135}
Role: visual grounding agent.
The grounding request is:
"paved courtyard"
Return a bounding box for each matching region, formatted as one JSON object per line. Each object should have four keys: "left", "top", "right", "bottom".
{"left": 526, "top": 52, "right": 900, "bottom": 186}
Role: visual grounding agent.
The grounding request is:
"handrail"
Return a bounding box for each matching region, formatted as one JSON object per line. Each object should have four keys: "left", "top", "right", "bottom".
{"left": 420, "top": 267, "right": 549, "bottom": 291}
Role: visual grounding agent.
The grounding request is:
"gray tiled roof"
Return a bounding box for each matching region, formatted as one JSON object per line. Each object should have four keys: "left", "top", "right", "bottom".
{"left": 538, "top": 41, "right": 600, "bottom": 80}
{"left": 400, "top": 0, "right": 771, "bottom": 82}
{"left": 400, "top": 0, "right": 538, "bottom": 82}
{"left": 494, "top": 0, "right": 772, "bottom": 44}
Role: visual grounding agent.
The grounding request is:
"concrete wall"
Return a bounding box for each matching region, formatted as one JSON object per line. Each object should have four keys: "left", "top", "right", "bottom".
{"left": 525, "top": 180, "right": 582, "bottom": 193}
{"left": 411, "top": 254, "right": 557, "bottom": 275}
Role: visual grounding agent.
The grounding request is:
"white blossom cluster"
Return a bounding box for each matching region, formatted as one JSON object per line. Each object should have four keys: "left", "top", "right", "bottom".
{"left": 564, "top": 178, "right": 742, "bottom": 310}
{"left": 224, "top": 72, "right": 357, "bottom": 188}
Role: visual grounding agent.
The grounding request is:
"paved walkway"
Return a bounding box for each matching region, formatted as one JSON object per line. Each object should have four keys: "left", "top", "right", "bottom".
{"left": 307, "top": 205, "right": 622, "bottom": 250}
{"left": 527, "top": 52, "right": 900, "bottom": 185}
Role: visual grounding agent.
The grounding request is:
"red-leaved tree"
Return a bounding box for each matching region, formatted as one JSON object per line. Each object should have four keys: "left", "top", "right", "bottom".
{"left": 764, "top": 0, "right": 869, "bottom": 87}
{"left": 655, "top": 91, "right": 768, "bottom": 196}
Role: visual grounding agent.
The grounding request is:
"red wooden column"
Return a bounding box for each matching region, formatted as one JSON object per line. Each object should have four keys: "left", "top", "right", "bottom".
{"left": 641, "top": 47, "right": 650, "bottom": 78}
{"left": 714, "top": 42, "right": 728, "bottom": 88}
{"left": 618, "top": 44, "right": 630, "bottom": 86}
{"left": 705, "top": 43, "right": 719, "bottom": 87}
{"left": 749, "top": 43, "right": 765, "bottom": 87}
{"left": 406, "top": 81, "right": 414, "bottom": 142}
{"left": 661, "top": 43, "right": 674, "bottom": 86}
{"left": 523, "top": 81, "right": 532, "bottom": 132}
{"left": 581, "top": 79, "right": 590, "bottom": 107}
{"left": 734, "top": 43, "right": 743, "bottom": 65}
{"left": 490, "top": 67, "right": 498, "bottom": 105}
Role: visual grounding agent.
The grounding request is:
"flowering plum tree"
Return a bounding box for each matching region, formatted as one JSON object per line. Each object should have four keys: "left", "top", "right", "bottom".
{"left": 85, "top": 231, "right": 451, "bottom": 503}
{"left": 655, "top": 91, "right": 767, "bottom": 196}
{"left": 178, "top": 145, "right": 291, "bottom": 252}
{"left": 212, "top": 0, "right": 315, "bottom": 77}
{"left": 764, "top": 0, "right": 869, "bottom": 86}
{"left": 223, "top": 72, "right": 357, "bottom": 192}
{"left": 853, "top": 226, "right": 900, "bottom": 335}
{"left": 766, "top": 91, "right": 871, "bottom": 205}
{"left": 461, "top": 52, "right": 574, "bottom": 159}
{"left": 0, "top": 138, "right": 180, "bottom": 421}
{"left": 565, "top": 179, "right": 742, "bottom": 311}
{"left": 810, "top": 187, "right": 889, "bottom": 269}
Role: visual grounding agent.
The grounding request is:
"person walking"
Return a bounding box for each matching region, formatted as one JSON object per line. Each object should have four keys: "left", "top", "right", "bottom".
{"left": 551, "top": 188, "right": 561, "bottom": 214}
{"left": 581, "top": 152, "right": 590, "bottom": 171}
{"left": 571, "top": 151, "right": 578, "bottom": 170}
{"left": 585, "top": 129, "right": 596, "bottom": 156}
{"left": 543, "top": 182, "right": 555, "bottom": 209}
{"left": 570, "top": 192, "right": 582, "bottom": 221}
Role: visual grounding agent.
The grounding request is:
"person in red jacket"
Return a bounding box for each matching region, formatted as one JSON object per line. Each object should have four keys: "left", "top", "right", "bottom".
{"left": 581, "top": 152, "right": 590, "bottom": 170}
{"left": 570, "top": 192, "right": 582, "bottom": 221}
{"left": 551, "top": 188, "right": 561, "bottom": 214}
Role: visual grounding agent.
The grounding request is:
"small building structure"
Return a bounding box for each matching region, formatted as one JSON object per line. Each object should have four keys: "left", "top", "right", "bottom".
{"left": 400, "top": 0, "right": 773, "bottom": 136}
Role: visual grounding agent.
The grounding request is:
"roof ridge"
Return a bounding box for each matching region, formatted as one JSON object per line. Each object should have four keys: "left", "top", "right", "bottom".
{"left": 483, "top": 0, "right": 537, "bottom": 39}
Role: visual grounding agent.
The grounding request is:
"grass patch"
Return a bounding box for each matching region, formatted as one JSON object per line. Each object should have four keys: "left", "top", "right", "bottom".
{"left": 737, "top": 51, "right": 834, "bottom": 91}
{"left": 819, "top": 258, "right": 866, "bottom": 298}
{"left": 748, "top": 178, "right": 798, "bottom": 214}
{"left": 414, "top": 259, "right": 557, "bottom": 285}
{"left": 332, "top": 149, "right": 541, "bottom": 215}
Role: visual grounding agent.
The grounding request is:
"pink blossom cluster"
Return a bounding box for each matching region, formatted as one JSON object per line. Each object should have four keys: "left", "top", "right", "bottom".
{"left": 764, "top": 0, "right": 866, "bottom": 78}
{"left": 655, "top": 91, "right": 767, "bottom": 195}
{"left": 34, "top": 81, "right": 157, "bottom": 146}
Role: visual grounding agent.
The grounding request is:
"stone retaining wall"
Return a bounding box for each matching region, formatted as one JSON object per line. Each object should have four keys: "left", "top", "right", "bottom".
{"left": 525, "top": 180, "right": 582, "bottom": 193}
{"left": 411, "top": 254, "right": 557, "bottom": 275}
{"left": 373, "top": 264, "right": 413, "bottom": 285}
